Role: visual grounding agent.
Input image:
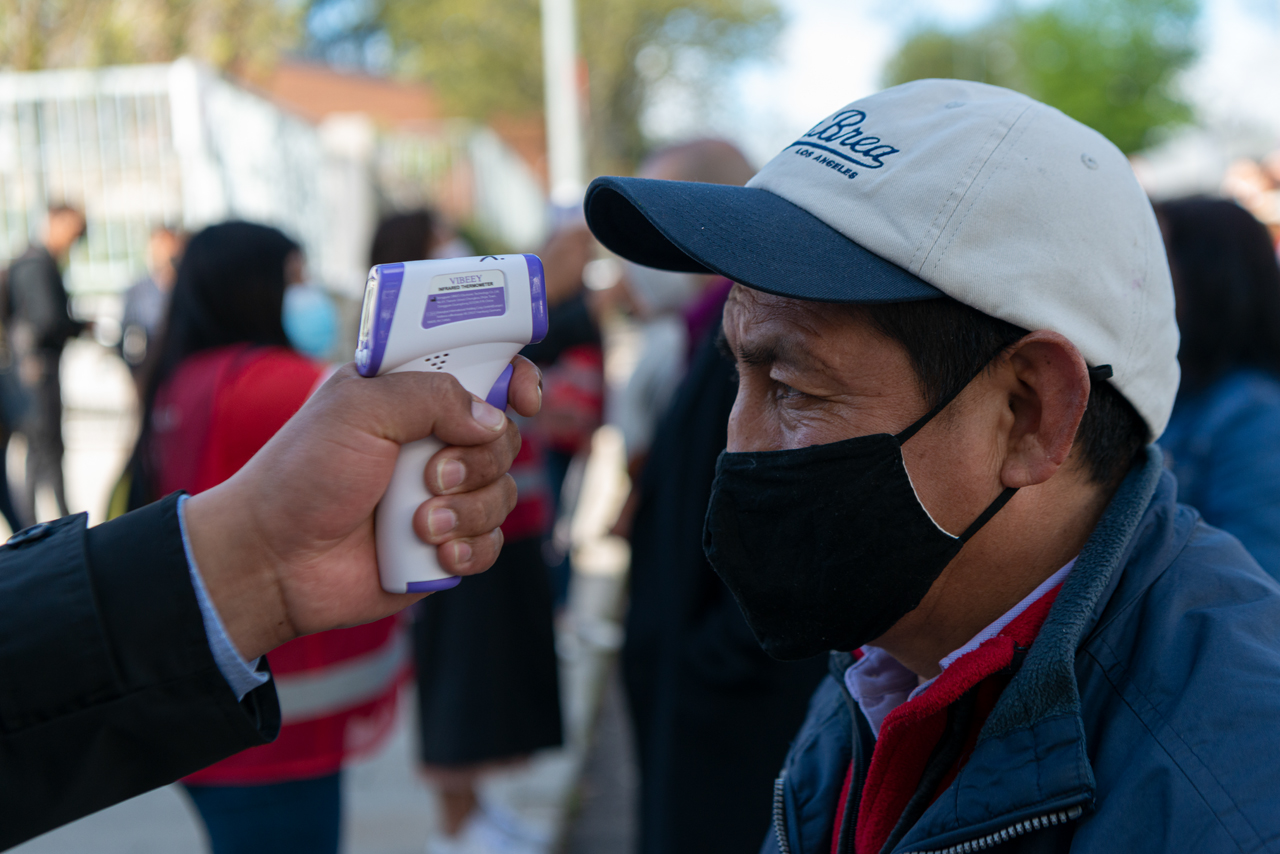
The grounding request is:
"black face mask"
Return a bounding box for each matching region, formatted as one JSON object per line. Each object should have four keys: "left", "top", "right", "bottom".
{"left": 703, "top": 377, "right": 1018, "bottom": 661}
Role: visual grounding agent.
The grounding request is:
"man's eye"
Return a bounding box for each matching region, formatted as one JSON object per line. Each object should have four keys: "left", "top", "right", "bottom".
{"left": 773, "top": 382, "right": 803, "bottom": 401}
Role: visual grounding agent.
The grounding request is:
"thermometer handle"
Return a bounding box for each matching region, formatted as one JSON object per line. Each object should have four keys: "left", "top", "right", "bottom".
{"left": 376, "top": 436, "right": 455, "bottom": 594}
{"left": 375, "top": 347, "right": 519, "bottom": 594}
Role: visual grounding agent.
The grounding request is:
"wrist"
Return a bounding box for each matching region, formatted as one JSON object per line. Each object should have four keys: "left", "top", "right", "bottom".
{"left": 184, "top": 482, "right": 293, "bottom": 661}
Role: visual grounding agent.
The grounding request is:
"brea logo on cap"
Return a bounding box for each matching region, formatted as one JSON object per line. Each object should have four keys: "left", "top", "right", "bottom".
{"left": 784, "top": 110, "right": 901, "bottom": 179}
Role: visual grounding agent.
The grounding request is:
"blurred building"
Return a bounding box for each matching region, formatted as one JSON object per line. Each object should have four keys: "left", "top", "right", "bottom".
{"left": 0, "top": 58, "right": 548, "bottom": 302}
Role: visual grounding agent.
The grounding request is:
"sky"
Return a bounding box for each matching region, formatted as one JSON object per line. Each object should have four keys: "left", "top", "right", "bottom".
{"left": 642, "top": 0, "right": 1280, "bottom": 168}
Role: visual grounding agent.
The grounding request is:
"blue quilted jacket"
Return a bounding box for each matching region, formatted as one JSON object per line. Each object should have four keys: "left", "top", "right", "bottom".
{"left": 762, "top": 448, "right": 1280, "bottom": 854}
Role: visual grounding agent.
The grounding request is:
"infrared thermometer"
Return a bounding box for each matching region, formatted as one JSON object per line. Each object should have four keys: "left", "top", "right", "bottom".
{"left": 355, "top": 255, "right": 548, "bottom": 594}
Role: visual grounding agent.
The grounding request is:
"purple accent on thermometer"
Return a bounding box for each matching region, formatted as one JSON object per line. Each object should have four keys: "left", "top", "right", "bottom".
{"left": 485, "top": 363, "right": 515, "bottom": 411}
{"left": 423, "top": 288, "right": 506, "bottom": 328}
{"left": 358, "top": 264, "right": 404, "bottom": 377}
{"left": 407, "top": 577, "right": 462, "bottom": 593}
{"left": 525, "top": 254, "right": 548, "bottom": 344}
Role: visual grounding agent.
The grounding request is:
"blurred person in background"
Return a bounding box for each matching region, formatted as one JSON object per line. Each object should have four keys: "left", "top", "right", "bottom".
{"left": 280, "top": 249, "right": 341, "bottom": 362}
{"left": 617, "top": 140, "right": 829, "bottom": 854}
{"left": 609, "top": 142, "right": 751, "bottom": 467}
{"left": 1157, "top": 197, "right": 1280, "bottom": 578}
{"left": 0, "top": 262, "right": 29, "bottom": 534}
{"left": 369, "top": 210, "right": 563, "bottom": 854}
{"left": 519, "top": 221, "right": 604, "bottom": 608}
{"left": 0, "top": 348, "right": 23, "bottom": 534}
{"left": 4, "top": 202, "right": 87, "bottom": 524}
{"left": 119, "top": 221, "right": 400, "bottom": 854}
{"left": 1222, "top": 156, "right": 1280, "bottom": 247}
{"left": 369, "top": 208, "right": 474, "bottom": 264}
{"left": 120, "top": 225, "right": 184, "bottom": 383}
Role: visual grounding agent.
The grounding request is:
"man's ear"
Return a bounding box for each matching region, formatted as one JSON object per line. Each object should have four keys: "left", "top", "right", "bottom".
{"left": 998, "top": 330, "right": 1090, "bottom": 489}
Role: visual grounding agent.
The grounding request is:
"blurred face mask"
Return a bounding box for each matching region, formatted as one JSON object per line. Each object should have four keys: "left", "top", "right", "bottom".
{"left": 283, "top": 284, "right": 339, "bottom": 360}
{"left": 623, "top": 260, "right": 704, "bottom": 317}
{"left": 702, "top": 365, "right": 1017, "bottom": 661}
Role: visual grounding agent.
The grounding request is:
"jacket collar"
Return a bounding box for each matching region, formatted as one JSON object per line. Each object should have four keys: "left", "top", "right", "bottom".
{"left": 891, "top": 446, "right": 1168, "bottom": 853}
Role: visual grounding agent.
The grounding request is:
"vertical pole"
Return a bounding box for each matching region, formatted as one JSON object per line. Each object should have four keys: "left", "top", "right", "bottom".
{"left": 541, "top": 0, "right": 585, "bottom": 209}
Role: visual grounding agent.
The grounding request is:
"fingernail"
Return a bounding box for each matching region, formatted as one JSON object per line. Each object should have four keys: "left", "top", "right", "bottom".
{"left": 472, "top": 399, "right": 506, "bottom": 431}
{"left": 438, "top": 459, "right": 465, "bottom": 491}
{"left": 493, "top": 528, "right": 505, "bottom": 549}
{"left": 451, "top": 539, "right": 473, "bottom": 565}
{"left": 428, "top": 507, "right": 457, "bottom": 537}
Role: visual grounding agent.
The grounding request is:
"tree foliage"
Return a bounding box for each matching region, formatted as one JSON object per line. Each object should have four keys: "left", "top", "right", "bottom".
{"left": 0, "top": 0, "right": 301, "bottom": 75}
{"left": 883, "top": 0, "right": 1199, "bottom": 153}
{"left": 367, "top": 0, "right": 780, "bottom": 173}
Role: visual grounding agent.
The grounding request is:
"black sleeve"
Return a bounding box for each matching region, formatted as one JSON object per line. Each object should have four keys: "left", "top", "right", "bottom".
{"left": 0, "top": 494, "right": 280, "bottom": 848}
{"left": 8, "top": 253, "right": 83, "bottom": 350}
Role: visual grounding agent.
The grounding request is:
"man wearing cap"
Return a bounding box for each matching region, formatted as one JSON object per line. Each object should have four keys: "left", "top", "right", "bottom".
{"left": 585, "top": 79, "right": 1280, "bottom": 853}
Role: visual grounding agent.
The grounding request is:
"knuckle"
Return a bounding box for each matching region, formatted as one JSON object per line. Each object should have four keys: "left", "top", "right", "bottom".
{"left": 417, "top": 370, "right": 463, "bottom": 401}
{"left": 500, "top": 474, "right": 518, "bottom": 513}
{"left": 456, "top": 446, "right": 501, "bottom": 485}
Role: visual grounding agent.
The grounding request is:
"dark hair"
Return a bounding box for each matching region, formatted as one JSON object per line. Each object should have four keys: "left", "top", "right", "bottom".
{"left": 127, "top": 220, "right": 299, "bottom": 506}
{"left": 46, "top": 201, "right": 83, "bottom": 217}
{"left": 1154, "top": 196, "right": 1280, "bottom": 392}
{"left": 859, "top": 298, "right": 1148, "bottom": 487}
{"left": 46, "top": 202, "right": 86, "bottom": 239}
{"left": 370, "top": 210, "right": 436, "bottom": 266}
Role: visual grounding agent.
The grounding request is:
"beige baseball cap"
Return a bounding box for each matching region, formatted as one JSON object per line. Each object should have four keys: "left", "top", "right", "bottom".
{"left": 584, "top": 78, "right": 1179, "bottom": 438}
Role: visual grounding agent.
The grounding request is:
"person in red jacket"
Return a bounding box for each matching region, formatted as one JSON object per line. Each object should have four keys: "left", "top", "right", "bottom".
{"left": 122, "top": 221, "right": 404, "bottom": 854}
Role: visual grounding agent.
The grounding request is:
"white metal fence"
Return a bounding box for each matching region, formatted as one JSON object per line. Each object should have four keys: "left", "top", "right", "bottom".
{"left": 0, "top": 63, "right": 184, "bottom": 294}
{"left": 0, "top": 59, "right": 547, "bottom": 298}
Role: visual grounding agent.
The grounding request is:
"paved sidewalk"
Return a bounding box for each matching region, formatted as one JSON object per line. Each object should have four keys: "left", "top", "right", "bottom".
{"left": 562, "top": 664, "right": 639, "bottom": 854}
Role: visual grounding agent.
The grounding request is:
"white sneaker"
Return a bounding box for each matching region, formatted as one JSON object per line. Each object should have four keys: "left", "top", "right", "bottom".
{"left": 425, "top": 803, "right": 550, "bottom": 854}
{"left": 425, "top": 825, "right": 488, "bottom": 854}
{"left": 472, "top": 800, "right": 551, "bottom": 854}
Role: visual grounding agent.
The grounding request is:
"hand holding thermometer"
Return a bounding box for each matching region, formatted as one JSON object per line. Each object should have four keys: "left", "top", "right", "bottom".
{"left": 355, "top": 255, "right": 548, "bottom": 594}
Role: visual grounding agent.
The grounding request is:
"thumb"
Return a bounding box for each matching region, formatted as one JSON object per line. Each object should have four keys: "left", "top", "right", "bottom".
{"left": 319, "top": 364, "right": 509, "bottom": 448}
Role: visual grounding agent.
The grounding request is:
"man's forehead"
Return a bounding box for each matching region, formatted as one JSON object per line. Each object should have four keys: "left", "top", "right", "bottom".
{"left": 726, "top": 283, "right": 871, "bottom": 333}
{"left": 726, "top": 283, "right": 823, "bottom": 324}
{"left": 724, "top": 284, "right": 881, "bottom": 370}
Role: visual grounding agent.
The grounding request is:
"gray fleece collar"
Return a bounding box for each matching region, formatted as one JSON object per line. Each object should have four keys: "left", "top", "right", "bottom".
{"left": 981, "top": 445, "right": 1165, "bottom": 741}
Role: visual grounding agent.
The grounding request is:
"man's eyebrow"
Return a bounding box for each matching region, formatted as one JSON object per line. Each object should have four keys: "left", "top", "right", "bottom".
{"left": 719, "top": 327, "right": 816, "bottom": 370}
{"left": 717, "top": 327, "right": 775, "bottom": 366}
{"left": 737, "top": 340, "right": 780, "bottom": 367}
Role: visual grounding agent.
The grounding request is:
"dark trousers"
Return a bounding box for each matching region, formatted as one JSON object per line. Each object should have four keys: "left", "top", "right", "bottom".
{"left": 0, "top": 429, "right": 21, "bottom": 533}
{"left": 20, "top": 366, "right": 68, "bottom": 523}
{"left": 183, "top": 773, "right": 342, "bottom": 854}
{"left": 0, "top": 367, "right": 26, "bottom": 532}
{"left": 414, "top": 536, "right": 563, "bottom": 766}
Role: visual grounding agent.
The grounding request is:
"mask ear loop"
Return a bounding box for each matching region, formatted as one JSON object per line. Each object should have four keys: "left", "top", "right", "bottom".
{"left": 891, "top": 366, "right": 1016, "bottom": 541}
{"left": 900, "top": 362, "right": 1114, "bottom": 542}
{"left": 958, "top": 486, "right": 1018, "bottom": 542}
{"left": 894, "top": 375, "right": 982, "bottom": 444}
{"left": 896, "top": 362, "right": 1115, "bottom": 444}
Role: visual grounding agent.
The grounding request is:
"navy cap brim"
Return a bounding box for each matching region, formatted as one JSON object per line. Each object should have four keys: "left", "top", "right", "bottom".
{"left": 584, "top": 176, "right": 943, "bottom": 304}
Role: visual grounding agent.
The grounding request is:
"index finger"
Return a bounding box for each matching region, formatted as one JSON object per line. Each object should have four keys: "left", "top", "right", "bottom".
{"left": 506, "top": 355, "right": 542, "bottom": 418}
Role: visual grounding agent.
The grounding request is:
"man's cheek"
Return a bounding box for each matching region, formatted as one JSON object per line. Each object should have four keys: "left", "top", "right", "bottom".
{"left": 727, "top": 394, "right": 782, "bottom": 453}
